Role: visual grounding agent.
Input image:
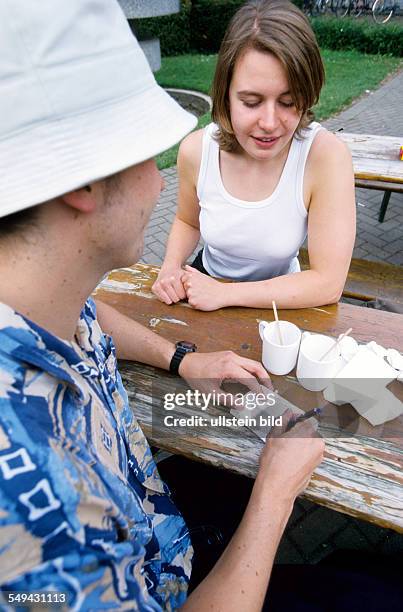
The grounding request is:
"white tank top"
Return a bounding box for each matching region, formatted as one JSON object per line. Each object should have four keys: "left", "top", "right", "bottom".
{"left": 197, "top": 122, "right": 322, "bottom": 281}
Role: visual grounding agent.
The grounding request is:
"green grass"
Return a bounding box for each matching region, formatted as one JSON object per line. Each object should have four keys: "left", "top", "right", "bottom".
{"left": 155, "top": 55, "right": 218, "bottom": 169}
{"left": 316, "top": 50, "right": 401, "bottom": 120}
{"left": 155, "top": 50, "right": 402, "bottom": 169}
{"left": 156, "top": 54, "right": 218, "bottom": 94}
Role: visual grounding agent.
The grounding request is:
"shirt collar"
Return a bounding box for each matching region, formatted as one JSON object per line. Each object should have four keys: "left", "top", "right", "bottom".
{"left": 0, "top": 300, "right": 99, "bottom": 389}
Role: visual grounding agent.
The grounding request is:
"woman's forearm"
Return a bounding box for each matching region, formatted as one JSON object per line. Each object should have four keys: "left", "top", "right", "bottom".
{"left": 162, "top": 217, "right": 200, "bottom": 269}
{"left": 224, "top": 269, "right": 343, "bottom": 309}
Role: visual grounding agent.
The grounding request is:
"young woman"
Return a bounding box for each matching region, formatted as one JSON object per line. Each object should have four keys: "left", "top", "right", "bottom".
{"left": 152, "top": 0, "right": 355, "bottom": 311}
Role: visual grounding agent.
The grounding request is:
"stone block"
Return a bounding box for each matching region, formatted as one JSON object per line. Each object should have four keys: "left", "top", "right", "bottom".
{"left": 118, "top": 0, "right": 179, "bottom": 18}
{"left": 139, "top": 38, "right": 161, "bottom": 72}
{"left": 119, "top": 1, "right": 180, "bottom": 71}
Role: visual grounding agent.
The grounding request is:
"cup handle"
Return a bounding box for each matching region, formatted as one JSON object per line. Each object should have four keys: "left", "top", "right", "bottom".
{"left": 259, "top": 321, "right": 269, "bottom": 341}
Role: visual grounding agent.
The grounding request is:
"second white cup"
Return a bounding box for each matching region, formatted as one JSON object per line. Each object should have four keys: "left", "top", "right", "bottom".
{"left": 297, "top": 333, "right": 342, "bottom": 392}
{"left": 259, "top": 320, "right": 302, "bottom": 375}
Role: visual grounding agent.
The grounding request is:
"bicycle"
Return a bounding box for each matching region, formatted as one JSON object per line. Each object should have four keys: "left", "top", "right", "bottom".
{"left": 346, "top": 0, "right": 398, "bottom": 22}
{"left": 334, "top": 0, "right": 351, "bottom": 16}
{"left": 349, "top": 0, "right": 372, "bottom": 18}
{"left": 372, "top": 0, "right": 397, "bottom": 23}
{"left": 303, "top": 0, "right": 340, "bottom": 16}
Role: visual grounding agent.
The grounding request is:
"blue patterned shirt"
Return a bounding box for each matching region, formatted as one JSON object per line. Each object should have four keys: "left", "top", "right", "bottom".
{"left": 0, "top": 298, "right": 192, "bottom": 610}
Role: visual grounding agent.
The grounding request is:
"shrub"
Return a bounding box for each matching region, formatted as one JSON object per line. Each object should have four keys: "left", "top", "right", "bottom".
{"left": 132, "top": 3, "right": 403, "bottom": 58}
{"left": 312, "top": 18, "right": 403, "bottom": 57}
{"left": 130, "top": 0, "right": 192, "bottom": 56}
{"left": 189, "top": 0, "right": 245, "bottom": 53}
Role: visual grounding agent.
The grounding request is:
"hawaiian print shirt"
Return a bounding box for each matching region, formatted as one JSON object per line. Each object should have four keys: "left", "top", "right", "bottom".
{"left": 0, "top": 298, "right": 192, "bottom": 610}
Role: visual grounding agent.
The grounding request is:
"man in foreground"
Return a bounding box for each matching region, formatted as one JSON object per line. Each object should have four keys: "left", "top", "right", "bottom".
{"left": 0, "top": 1, "right": 324, "bottom": 609}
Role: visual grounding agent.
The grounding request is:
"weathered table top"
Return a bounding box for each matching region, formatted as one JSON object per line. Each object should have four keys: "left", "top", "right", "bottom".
{"left": 94, "top": 263, "right": 403, "bottom": 532}
{"left": 338, "top": 132, "right": 403, "bottom": 185}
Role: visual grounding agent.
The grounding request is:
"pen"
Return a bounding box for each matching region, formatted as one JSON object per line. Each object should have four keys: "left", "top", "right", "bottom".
{"left": 285, "top": 407, "right": 323, "bottom": 432}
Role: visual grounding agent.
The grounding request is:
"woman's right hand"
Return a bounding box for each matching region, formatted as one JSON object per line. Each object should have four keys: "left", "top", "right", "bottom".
{"left": 152, "top": 266, "right": 187, "bottom": 304}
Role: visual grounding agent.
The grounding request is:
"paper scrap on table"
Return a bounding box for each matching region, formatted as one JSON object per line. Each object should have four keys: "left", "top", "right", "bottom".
{"left": 324, "top": 345, "right": 402, "bottom": 425}
{"left": 230, "top": 386, "right": 295, "bottom": 441}
{"left": 387, "top": 348, "right": 403, "bottom": 372}
{"left": 350, "top": 389, "right": 403, "bottom": 427}
{"left": 338, "top": 335, "right": 359, "bottom": 362}
{"left": 367, "top": 342, "right": 403, "bottom": 379}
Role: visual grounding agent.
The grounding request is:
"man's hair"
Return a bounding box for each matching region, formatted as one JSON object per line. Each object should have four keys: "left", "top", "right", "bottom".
{"left": 211, "top": 0, "right": 325, "bottom": 153}
{"left": 0, "top": 172, "right": 123, "bottom": 239}
{"left": 0, "top": 207, "right": 40, "bottom": 239}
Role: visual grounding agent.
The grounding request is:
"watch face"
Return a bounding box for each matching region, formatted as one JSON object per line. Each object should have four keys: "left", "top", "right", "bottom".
{"left": 177, "top": 341, "right": 196, "bottom": 351}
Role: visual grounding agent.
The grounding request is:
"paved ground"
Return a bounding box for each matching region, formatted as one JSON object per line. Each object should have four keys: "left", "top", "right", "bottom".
{"left": 141, "top": 70, "right": 403, "bottom": 564}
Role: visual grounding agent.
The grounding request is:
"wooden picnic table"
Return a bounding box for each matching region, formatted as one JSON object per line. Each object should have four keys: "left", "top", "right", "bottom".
{"left": 338, "top": 132, "right": 403, "bottom": 222}
{"left": 94, "top": 263, "right": 403, "bottom": 533}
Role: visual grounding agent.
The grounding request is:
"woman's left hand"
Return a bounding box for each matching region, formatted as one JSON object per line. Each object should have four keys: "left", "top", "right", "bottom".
{"left": 182, "top": 265, "right": 229, "bottom": 311}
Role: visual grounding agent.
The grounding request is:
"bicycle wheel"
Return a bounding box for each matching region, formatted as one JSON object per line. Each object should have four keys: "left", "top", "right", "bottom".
{"left": 350, "top": 0, "right": 363, "bottom": 16}
{"left": 372, "top": 0, "right": 394, "bottom": 22}
{"left": 313, "top": 0, "right": 327, "bottom": 14}
{"left": 335, "top": 0, "right": 351, "bottom": 16}
{"left": 302, "top": 0, "right": 313, "bottom": 16}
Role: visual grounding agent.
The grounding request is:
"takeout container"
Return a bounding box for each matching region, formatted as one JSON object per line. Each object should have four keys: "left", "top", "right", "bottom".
{"left": 323, "top": 346, "right": 400, "bottom": 425}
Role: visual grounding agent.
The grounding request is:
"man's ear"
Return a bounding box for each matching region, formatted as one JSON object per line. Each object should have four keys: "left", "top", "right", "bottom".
{"left": 60, "top": 185, "right": 97, "bottom": 213}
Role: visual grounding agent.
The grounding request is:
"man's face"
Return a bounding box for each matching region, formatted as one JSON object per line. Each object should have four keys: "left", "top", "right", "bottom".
{"left": 98, "top": 159, "right": 164, "bottom": 268}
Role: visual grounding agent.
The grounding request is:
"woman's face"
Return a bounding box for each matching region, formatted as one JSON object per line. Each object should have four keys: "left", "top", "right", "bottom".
{"left": 228, "top": 48, "right": 302, "bottom": 162}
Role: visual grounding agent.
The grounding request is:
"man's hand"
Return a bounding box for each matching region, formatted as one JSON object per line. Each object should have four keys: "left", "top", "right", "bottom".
{"left": 152, "top": 266, "right": 186, "bottom": 304}
{"left": 181, "top": 409, "right": 325, "bottom": 612}
{"left": 257, "top": 410, "right": 325, "bottom": 505}
{"left": 178, "top": 350, "right": 273, "bottom": 398}
{"left": 182, "top": 265, "right": 229, "bottom": 311}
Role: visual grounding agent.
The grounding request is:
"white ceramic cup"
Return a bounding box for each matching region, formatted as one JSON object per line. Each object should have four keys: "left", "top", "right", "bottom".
{"left": 259, "top": 320, "right": 302, "bottom": 375}
{"left": 297, "top": 333, "right": 342, "bottom": 392}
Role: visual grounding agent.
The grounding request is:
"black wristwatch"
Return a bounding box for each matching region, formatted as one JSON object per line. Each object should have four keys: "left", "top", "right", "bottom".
{"left": 169, "top": 341, "right": 197, "bottom": 375}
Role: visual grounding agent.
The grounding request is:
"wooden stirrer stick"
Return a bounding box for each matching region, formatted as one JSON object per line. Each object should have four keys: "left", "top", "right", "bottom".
{"left": 272, "top": 300, "right": 284, "bottom": 345}
{"left": 319, "top": 327, "right": 353, "bottom": 361}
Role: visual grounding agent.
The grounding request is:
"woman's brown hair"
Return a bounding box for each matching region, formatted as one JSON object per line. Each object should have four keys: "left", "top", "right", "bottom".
{"left": 211, "top": 0, "right": 325, "bottom": 152}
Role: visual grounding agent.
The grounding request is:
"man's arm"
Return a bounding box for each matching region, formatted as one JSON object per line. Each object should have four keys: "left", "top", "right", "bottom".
{"left": 95, "top": 298, "right": 175, "bottom": 369}
{"left": 95, "top": 299, "right": 271, "bottom": 392}
{"left": 96, "top": 300, "right": 323, "bottom": 611}
{"left": 182, "top": 417, "right": 324, "bottom": 612}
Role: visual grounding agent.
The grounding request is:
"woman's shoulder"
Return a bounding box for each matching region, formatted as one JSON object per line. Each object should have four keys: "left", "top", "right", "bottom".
{"left": 180, "top": 122, "right": 218, "bottom": 151}
{"left": 304, "top": 126, "right": 353, "bottom": 200}
{"left": 178, "top": 123, "right": 217, "bottom": 177}
{"left": 308, "top": 126, "right": 352, "bottom": 167}
{"left": 179, "top": 127, "right": 204, "bottom": 156}
{"left": 178, "top": 128, "right": 203, "bottom": 178}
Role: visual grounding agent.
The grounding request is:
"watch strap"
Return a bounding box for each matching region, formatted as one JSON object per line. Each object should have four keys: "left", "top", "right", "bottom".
{"left": 169, "top": 342, "right": 196, "bottom": 375}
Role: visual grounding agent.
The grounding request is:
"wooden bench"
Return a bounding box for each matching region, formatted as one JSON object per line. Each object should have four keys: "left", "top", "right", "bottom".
{"left": 299, "top": 249, "right": 403, "bottom": 304}
{"left": 337, "top": 133, "right": 403, "bottom": 223}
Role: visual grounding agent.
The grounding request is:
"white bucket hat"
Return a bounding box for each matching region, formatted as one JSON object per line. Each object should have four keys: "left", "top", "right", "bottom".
{"left": 0, "top": 0, "right": 197, "bottom": 218}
